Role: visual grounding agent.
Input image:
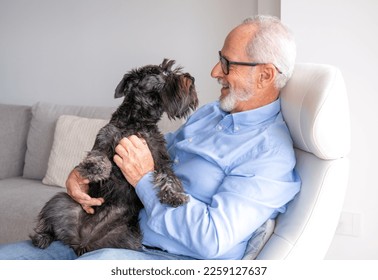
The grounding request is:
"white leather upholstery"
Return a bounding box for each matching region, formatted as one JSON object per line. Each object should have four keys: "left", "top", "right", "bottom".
{"left": 256, "top": 64, "right": 351, "bottom": 260}
{"left": 281, "top": 64, "right": 350, "bottom": 160}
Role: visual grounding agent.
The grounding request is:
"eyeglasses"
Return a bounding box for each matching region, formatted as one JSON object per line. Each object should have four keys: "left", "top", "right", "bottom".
{"left": 218, "top": 51, "right": 282, "bottom": 75}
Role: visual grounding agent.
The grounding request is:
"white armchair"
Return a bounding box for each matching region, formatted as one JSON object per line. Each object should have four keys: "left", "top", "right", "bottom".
{"left": 256, "top": 63, "right": 351, "bottom": 260}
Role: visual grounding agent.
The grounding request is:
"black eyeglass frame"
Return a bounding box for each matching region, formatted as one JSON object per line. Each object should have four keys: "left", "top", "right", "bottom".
{"left": 218, "top": 51, "right": 282, "bottom": 75}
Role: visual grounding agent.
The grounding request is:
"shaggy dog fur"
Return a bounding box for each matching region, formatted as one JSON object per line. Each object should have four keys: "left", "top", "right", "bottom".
{"left": 30, "top": 59, "right": 198, "bottom": 256}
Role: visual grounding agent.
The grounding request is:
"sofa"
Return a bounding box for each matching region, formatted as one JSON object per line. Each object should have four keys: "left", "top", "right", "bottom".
{"left": 0, "top": 102, "right": 183, "bottom": 244}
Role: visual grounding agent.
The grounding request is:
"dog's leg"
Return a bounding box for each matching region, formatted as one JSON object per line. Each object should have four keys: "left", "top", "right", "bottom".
{"left": 30, "top": 216, "right": 55, "bottom": 249}
{"left": 76, "top": 124, "right": 122, "bottom": 182}
{"left": 30, "top": 193, "right": 83, "bottom": 250}
{"left": 73, "top": 205, "right": 143, "bottom": 255}
{"left": 143, "top": 133, "right": 189, "bottom": 207}
{"left": 76, "top": 150, "right": 112, "bottom": 182}
{"left": 154, "top": 169, "right": 189, "bottom": 207}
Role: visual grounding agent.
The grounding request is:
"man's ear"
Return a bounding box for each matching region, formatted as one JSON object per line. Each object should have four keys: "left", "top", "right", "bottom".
{"left": 114, "top": 74, "right": 133, "bottom": 98}
{"left": 257, "top": 64, "right": 276, "bottom": 88}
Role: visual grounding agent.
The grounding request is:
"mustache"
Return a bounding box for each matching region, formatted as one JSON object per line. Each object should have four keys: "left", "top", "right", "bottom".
{"left": 217, "top": 79, "right": 229, "bottom": 87}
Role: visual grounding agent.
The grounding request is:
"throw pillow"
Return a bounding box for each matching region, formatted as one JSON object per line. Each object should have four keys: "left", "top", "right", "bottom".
{"left": 242, "top": 219, "right": 275, "bottom": 260}
{"left": 42, "top": 115, "right": 109, "bottom": 188}
{"left": 23, "top": 102, "right": 114, "bottom": 180}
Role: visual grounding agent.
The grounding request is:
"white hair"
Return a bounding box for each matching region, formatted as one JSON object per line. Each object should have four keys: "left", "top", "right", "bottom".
{"left": 242, "top": 15, "right": 296, "bottom": 89}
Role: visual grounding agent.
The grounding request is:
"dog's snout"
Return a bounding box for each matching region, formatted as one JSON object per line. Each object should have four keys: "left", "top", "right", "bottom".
{"left": 183, "top": 73, "right": 195, "bottom": 83}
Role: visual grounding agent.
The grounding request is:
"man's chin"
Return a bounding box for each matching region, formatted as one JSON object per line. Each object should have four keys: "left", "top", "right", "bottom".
{"left": 219, "top": 95, "right": 236, "bottom": 113}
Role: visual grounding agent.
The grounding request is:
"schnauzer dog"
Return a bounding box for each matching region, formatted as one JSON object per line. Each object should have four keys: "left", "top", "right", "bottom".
{"left": 30, "top": 59, "right": 198, "bottom": 256}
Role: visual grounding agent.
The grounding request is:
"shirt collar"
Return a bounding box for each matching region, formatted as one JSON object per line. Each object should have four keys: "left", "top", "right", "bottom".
{"left": 217, "top": 98, "right": 281, "bottom": 133}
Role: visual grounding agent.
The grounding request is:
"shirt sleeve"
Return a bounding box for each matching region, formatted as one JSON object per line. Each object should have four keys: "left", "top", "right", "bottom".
{"left": 135, "top": 147, "right": 300, "bottom": 259}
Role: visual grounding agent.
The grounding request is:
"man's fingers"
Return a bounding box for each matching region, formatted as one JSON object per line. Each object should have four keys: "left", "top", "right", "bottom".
{"left": 65, "top": 167, "right": 105, "bottom": 214}
{"left": 116, "top": 139, "right": 130, "bottom": 157}
{"left": 118, "top": 135, "right": 147, "bottom": 151}
{"left": 70, "top": 186, "right": 91, "bottom": 201}
{"left": 81, "top": 197, "right": 104, "bottom": 214}
{"left": 82, "top": 205, "right": 94, "bottom": 215}
{"left": 128, "top": 135, "right": 147, "bottom": 149}
{"left": 113, "top": 154, "right": 122, "bottom": 167}
{"left": 79, "top": 178, "right": 90, "bottom": 185}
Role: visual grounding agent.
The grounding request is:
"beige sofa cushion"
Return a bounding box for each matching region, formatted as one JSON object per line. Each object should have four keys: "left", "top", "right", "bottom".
{"left": 42, "top": 115, "right": 109, "bottom": 188}
{"left": 23, "top": 102, "right": 114, "bottom": 180}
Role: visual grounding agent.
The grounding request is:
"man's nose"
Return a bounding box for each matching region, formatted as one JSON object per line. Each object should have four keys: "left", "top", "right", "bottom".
{"left": 211, "top": 61, "right": 223, "bottom": 78}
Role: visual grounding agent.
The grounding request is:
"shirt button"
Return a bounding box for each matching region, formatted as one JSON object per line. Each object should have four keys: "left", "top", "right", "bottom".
{"left": 188, "top": 138, "right": 193, "bottom": 143}
{"left": 174, "top": 158, "right": 179, "bottom": 164}
{"left": 217, "top": 125, "right": 223, "bottom": 131}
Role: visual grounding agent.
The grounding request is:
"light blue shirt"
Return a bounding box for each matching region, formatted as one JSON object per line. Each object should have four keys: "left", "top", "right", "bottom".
{"left": 136, "top": 99, "right": 301, "bottom": 259}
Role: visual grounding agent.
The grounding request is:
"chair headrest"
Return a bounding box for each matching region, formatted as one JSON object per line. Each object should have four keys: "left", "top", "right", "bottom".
{"left": 281, "top": 63, "right": 351, "bottom": 160}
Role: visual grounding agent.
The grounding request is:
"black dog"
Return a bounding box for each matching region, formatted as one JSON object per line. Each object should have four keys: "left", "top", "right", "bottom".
{"left": 30, "top": 59, "right": 198, "bottom": 256}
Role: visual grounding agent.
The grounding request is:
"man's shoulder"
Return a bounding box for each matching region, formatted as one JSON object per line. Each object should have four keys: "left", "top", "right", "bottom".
{"left": 261, "top": 113, "right": 296, "bottom": 161}
{"left": 240, "top": 112, "right": 295, "bottom": 158}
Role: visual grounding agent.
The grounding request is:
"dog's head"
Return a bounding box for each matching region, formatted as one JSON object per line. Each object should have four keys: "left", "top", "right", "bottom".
{"left": 114, "top": 59, "right": 198, "bottom": 120}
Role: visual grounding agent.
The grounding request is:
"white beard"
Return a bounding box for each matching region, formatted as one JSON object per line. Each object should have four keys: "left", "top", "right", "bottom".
{"left": 219, "top": 87, "right": 251, "bottom": 112}
{"left": 218, "top": 78, "right": 253, "bottom": 112}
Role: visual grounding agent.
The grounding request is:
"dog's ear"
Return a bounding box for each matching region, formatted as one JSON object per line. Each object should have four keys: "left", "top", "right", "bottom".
{"left": 114, "top": 74, "right": 133, "bottom": 98}
{"left": 160, "top": 59, "right": 176, "bottom": 72}
{"left": 161, "top": 74, "right": 198, "bottom": 120}
{"left": 160, "top": 78, "right": 185, "bottom": 120}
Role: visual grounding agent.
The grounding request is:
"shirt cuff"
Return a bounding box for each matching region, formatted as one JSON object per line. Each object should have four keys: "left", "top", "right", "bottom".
{"left": 135, "top": 171, "right": 160, "bottom": 213}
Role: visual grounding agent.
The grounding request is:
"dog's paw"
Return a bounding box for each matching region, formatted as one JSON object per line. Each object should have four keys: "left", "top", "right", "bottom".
{"left": 77, "top": 151, "right": 112, "bottom": 182}
{"left": 159, "top": 190, "right": 189, "bottom": 207}
{"left": 74, "top": 246, "right": 88, "bottom": 257}
{"left": 30, "top": 233, "right": 54, "bottom": 249}
{"left": 154, "top": 171, "right": 189, "bottom": 207}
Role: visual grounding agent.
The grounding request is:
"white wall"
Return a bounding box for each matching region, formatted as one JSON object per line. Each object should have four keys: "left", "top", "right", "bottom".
{"left": 258, "top": 0, "right": 280, "bottom": 18}
{"left": 4, "top": 0, "right": 375, "bottom": 260}
{"left": 282, "top": 0, "right": 378, "bottom": 259}
{"left": 0, "top": 0, "right": 257, "bottom": 108}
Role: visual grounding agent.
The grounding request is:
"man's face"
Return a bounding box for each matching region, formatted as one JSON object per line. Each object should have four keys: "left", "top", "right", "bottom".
{"left": 211, "top": 25, "right": 258, "bottom": 113}
{"left": 215, "top": 60, "right": 255, "bottom": 113}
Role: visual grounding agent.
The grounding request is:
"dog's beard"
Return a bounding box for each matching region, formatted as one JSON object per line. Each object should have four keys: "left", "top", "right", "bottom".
{"left": 218, "top": 79, "right": 252, "bottom": 113}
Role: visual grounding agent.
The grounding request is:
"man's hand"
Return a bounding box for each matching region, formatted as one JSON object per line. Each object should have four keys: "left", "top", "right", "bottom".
{"left": 65, "top": 168, "right": 104, "bottom": 214}
{"left": 113, "top": 135, "right": 154, "bottom": 187}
